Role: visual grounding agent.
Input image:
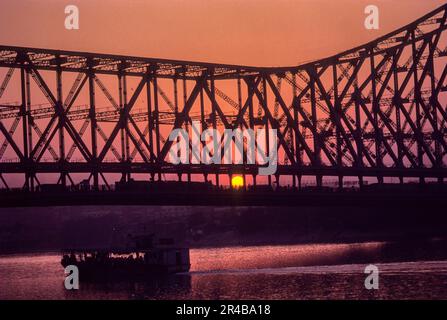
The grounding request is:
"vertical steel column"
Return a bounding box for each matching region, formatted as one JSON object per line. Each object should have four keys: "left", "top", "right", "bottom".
{"left": 411, "top": 31, "right": 424, "bottom": 183}
{"left": 174, "top": 77, "right": 179, "bottom": 114}
{"left": 262, "top": 76, "right": 272, "bottom": 186}
{"left": 428, "top": 39, "right": 442, "bottom": 175}
{"left": 199, "top": 80, "right": 205, "bottom": 182}
{"left": 248, "top": 77, "right": 255, "bottom": 186}
{"left": 146, "top": 69, "right": 154, "bottom": 164}
{"left": 0, "top": 174, "right": 8, "bottom": 190}
{"left": 118, "top": 73, "right": 126, "bottom": 182}
{"left": 173, "top": 75, "right": 181, "bottom": 182}
{"left": 147, "top": 70, "right": 155, "bottom": 183}
{"left": 182, "top": 69, "right": 191, "bottom": 183}
{"left": 56, "top": 61, "right": 66, "bottom": 186}
{"left": 332, "top": 64, "right": 343, "bottom": 188}
{"left": 88, "top": 64, "right": 98, "bottom": 190}
{"left": 25, "top": 69, "right": 34, "bottom": 191}
{"left": 369, "top": 49, "right": 383, "bottom": 184}
{"left": 309, "top": 67, "right": 321, "bottom": 187}
{"left": 20, "top": 68, "right": 29, "bottom": 190}
{"left": 287, "top": 74, "right": 296, "bottom": 187}
{"left": 210, "top": 70, "right": 219, "bottom": 186}
{"left": 354, "top": 86, "right": 364, "bottom": 187}
{"left": 152, "top": 72, "right": 161, "bottom": 181}
{"left": 393, "top": 54, "right": 403, "bottom": 170}
{"left": 292, "top": 73, "right": 300, "bottom": 189}
{"left": 237, "top": 75, "right": 246, "bottom": 187}
{"left": 123, "top": 74, "right": 130, "bottom": 181}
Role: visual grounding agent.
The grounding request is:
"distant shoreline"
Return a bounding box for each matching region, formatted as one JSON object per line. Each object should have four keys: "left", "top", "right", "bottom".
{"left": 1, "top": 205, "right": 446, "bottom": 261}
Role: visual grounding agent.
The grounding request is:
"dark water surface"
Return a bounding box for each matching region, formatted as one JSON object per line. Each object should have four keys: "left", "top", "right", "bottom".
{"left": 1, "top": 243, "right": 447, "bottom": 299}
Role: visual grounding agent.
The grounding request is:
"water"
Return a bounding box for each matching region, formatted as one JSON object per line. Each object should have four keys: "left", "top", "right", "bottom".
{"left": 1, "top": 243, "right": 447, "bottom": 300}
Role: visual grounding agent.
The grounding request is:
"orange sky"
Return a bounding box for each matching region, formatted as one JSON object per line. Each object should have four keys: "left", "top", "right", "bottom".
{"left": 0, "top": 0, "right": 445, "bottom": 66}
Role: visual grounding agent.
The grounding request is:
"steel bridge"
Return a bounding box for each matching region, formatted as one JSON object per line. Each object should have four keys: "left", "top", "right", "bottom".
{"left": 1, "top": 4, "right": 447, "bottom": 191}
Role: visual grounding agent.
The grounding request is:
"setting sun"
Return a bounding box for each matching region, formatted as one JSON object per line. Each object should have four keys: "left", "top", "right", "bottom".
{"left": 231, "top": 176, "right": 244, "bottom": 189}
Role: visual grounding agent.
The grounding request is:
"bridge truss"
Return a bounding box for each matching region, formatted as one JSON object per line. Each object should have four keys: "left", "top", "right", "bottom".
{"left": 1, "top": 4, "right": 447, "bottom": 190}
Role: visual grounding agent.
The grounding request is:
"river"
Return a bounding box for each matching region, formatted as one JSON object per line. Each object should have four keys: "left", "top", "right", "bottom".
{"left": 1, "top": 243, "right": 447, "bottom": 299}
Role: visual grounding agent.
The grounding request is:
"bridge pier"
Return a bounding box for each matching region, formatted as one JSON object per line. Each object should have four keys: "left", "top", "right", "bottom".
{"left": 338, "top": 175, "right": 343, "bottom": 189}
{"left": 93, "top": 173, "right": 99, "bottom": 191}
{"left": 275, "top": 174, "right": 280, "bottom": 189}
{"left": 30, "top": 174, "right": 35, "bottom": 192}
{"left": 316, "top": 175, "right": 323, "bottom": 188}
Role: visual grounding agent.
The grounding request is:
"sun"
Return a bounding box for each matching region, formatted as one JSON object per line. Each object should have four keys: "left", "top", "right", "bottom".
{"left": 231, "top": 175, "right": 244, "bottom": 189}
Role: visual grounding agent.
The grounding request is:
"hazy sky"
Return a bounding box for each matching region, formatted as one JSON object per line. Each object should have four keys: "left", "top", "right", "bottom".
{"left": 0, "top": 0, "right": 445, "bottom": 66}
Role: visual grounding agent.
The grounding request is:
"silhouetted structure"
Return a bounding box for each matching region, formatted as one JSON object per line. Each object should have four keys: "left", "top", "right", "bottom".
{"left": 61, "top": 234, "right": 190, "bottom": 281}
{"left": 0, "top": 5, "right": 447, "bottom": 191}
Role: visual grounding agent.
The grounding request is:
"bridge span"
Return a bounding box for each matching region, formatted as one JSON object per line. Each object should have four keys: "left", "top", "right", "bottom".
{"left": 1, "top": 4, "right": 447, "bottom": 191}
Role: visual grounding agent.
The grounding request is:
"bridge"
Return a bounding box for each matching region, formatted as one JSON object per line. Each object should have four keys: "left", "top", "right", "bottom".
{"left": 1, "top": 4, "right": 447, "bottom": 192}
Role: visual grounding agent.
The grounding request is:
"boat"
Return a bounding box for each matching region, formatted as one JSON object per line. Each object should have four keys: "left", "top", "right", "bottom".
{"left": 61, "top": 234, "right": 190, "bottom": 281}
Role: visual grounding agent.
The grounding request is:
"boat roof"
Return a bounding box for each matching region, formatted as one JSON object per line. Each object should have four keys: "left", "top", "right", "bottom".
{"left": 61, "top": 247, "right": 188, "bottom": 253}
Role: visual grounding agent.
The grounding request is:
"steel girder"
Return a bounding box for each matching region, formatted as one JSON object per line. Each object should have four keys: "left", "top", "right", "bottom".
{"left": 0, "top": 4, "right": 447, "bottom": 189}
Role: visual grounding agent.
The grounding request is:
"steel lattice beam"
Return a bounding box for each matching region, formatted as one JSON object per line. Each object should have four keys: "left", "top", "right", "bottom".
{"left": 0, "top": 4, "right": 447, "bottom": 189}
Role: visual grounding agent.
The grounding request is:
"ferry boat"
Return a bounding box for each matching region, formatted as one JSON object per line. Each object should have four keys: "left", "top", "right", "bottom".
{"left": 61, "top": 234, "right": 190, "bottom": 281}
